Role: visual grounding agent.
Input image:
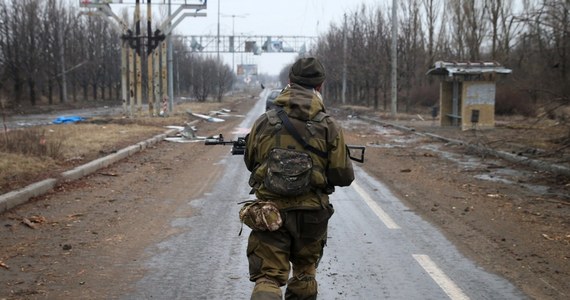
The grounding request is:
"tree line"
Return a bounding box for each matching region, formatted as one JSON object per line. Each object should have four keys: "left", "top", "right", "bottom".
{"left": 0, "top": 0, "right": 235, "bottom": 109}
{"left": 1, "top": 0, "right": 568, "bottom": 118}
{"left": 307, "top": 0, "right": 568, "bottom": 119}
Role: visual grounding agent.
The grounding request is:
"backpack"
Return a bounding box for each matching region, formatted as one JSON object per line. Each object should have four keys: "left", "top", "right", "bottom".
{"left": 264, "top": 148, "right": 313, "bottom": 196}
{"left": 261, "top": 108, "right": 329, "bottom": 196}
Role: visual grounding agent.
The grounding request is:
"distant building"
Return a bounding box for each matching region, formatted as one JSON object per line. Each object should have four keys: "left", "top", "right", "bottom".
{"left": 427, "top": 61, "right": 512, "bottom": 130}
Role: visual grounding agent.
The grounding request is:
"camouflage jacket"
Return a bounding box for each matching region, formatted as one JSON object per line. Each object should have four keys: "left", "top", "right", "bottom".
{"left": 244, "top": 83, "right": 355, "bottom": 210}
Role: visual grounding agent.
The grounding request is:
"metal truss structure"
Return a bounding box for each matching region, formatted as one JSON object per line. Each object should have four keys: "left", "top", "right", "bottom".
{"left": 174, "top": 35, "right": 317, "bottom": 55}
{"left": 80, "top": 0, "right": 207, "bottom": 117}
{"left": 79, "top": 0, "right": 316, "bottom": 117}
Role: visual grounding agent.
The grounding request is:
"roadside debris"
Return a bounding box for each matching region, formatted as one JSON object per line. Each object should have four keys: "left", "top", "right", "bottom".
{"left": 22, "top": 218, "right": 37, "bottom": 229}
{"left": 21, "top": 215, "right": 46, "bottom": 229}
{"left": 487, "top": 193, "right": 502, "bottom": 198}
{"left": 164, "top": 108, "right": 246, "bottom": 143}
{"left": 164, "top": 123, "right": 205, "bottom": 143}
{"left": 52, "top": 115, "right": 86, "bottom": 124}
{"left": 99, "top": 172, "right": 118, "bottom": 177}
{"left": 186, "top": 108, "right": 245, "bottom": 123}
{"left": 0, "top": 260, "right": 9, "bottom": 269}
{"left": 187, "top": 109, "right": 225, "bottom": 123}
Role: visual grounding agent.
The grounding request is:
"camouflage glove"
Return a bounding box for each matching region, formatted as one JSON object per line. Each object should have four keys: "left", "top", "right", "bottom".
{"left": 239, "top": 201, "right": 283, "bottom": 233}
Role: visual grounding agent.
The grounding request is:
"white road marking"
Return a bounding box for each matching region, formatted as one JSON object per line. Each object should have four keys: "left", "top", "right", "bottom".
{"left": 413, "top": 254, "right": 471, "bottom": 300}
{"left": 352, "top": 181, "right": 400, "bottom": 229}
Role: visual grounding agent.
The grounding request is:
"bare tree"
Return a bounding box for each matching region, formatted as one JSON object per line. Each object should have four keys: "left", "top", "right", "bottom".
{"left": 366, "top": 7, "right": 390, "bottom": 110}
{"left": 315, "top": 26, "right": 344, "bottom": 102}
{"left": 42, "top": 0, "right": 64, "bottom": 104}
{"left": 399, "top": 0, "right": 426, "bottom": 112}
{"left": 464, "top": 0, "right": 487, "bottom": 60}
{"left": 215, "top": 60, "right": 236, "bottom": 102}
{"left": 191, "top": 56, "right": 216, "bottom": 102}
{"left": 422, "top": 0, "right": 442, "bottom": 66}
{"left": 445, "top": 0, "right": 487, "bottom": 61}
{"left": 446, "top": 0, "right": 466, "bottom": 59}
{"left": 0, "top": 1, "right": 25, "bottom": 106}
{"left": 347, "top": 8, "right": 368, "bottom": 106}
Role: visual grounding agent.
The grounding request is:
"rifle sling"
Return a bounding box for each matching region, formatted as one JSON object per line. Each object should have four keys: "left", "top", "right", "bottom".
{"left": 276, "top": 108, "right": 328, "bottom": 159}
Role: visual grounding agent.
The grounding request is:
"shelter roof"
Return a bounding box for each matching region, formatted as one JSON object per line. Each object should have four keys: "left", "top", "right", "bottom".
{"left": 426, "top": 61, "right": 512, "bottom": 77}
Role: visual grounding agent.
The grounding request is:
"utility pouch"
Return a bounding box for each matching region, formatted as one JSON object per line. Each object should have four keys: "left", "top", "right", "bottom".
{"left": 239, "top": 200, "right": 283, "bottom": 233}
{"left": 264, "top": 148, "right": 313, "bottom": 196}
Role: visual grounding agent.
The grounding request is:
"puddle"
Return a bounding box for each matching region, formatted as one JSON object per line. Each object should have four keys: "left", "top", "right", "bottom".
{"left": 419, "top": 144, "right": 482, "bottom": 170}
{"left": 366, "top": 142, "right": 404, "bottom": 149}
{"left": 419, "top": 143, "right": 556, "bottom": 197}
{"left": 347, "top": 119, "right": 563, "bottom": 198}
{"left": 474, "top": 174, "right": 515, "bottom": 185}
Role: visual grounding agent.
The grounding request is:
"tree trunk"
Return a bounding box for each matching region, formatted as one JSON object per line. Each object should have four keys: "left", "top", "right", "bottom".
{"left": 373, "top": 87, "right": 379, "bottom": 111}
{"left": 13, "top": 80, "right": 23, "bottom": 105}
{"left": 28, "top": 79, "right": 36, "bottom": 106}
{"left": 83, "top": 83, "right": 88, "bottom": 101}
{"left": 58, "top": 80, "right": 64, "bottom": 104}
{"left": 383, "top": 88, "right": 388, "bottom": 111}
{"left": 48, "top": 80, "right": 53, "bottom": 105}
{"left": 72, "top": 82, "right": 77, "bottom": 103}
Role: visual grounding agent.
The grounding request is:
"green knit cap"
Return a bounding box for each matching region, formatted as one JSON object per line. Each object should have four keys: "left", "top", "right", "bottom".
{"left": 289, "top": 57, "right": 326, "bottom": 87}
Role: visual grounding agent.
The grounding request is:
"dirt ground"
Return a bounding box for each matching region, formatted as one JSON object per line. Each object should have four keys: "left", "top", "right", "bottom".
{"left": 0, "top": 96, "right": 569, "bottom": 299}
{"left": 342, "top": 115, "right": 569, "bottom": 300}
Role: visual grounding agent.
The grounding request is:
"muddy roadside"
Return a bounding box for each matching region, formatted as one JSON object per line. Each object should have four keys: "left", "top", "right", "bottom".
{"left": 341, "top": 114, "right": 569, "bottom": 300}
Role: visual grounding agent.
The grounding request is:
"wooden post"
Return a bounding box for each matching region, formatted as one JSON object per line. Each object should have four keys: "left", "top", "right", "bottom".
{"left": 154, "top": 44, "right": 161, "bottom": 115}
{"left": 128, "top": 47, "right": 135, "bottom": 117}
{"left": 147, "top": 0, "right": 155, "bottom": 116}
{"left": 121, "top": 41, "right": 128, "bottom": 116}
{"left": 161, "top": 39, "right": 168, "bottom": 115}
{"left": 135, "top": 0, "right": 142, "bottom": 116}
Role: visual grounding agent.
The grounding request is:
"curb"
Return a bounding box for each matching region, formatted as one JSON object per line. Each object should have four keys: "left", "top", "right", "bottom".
{"left": 359, "top": 116, "right": 570, "bottom": 177}
{"left": 0, "top": 128, "right": 179, "bottom": 214}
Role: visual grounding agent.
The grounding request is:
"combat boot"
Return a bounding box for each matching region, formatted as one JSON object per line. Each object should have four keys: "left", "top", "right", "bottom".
{"left": 251, "top": 277, "right": 282, "bottom": 300}
{"left": 284, "top": 273, "right": 318, "bottom": 300}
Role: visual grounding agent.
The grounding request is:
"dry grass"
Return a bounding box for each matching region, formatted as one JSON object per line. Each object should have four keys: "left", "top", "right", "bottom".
{"left": 54, "top": 123, "right": 165, "bottom": 159}
{"left": 0, "top": 153, "right": 57, "bottom": 185}
{"left": 0, "top": 96, "right": 248, "bottom": 194}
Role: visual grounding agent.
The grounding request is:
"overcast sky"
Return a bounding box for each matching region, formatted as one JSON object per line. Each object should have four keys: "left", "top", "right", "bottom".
{"left": 175, "top": 0, "right": 391, "bottom": 75}
{"left": 98, "top": 0, "right": 391, "bottom": 75}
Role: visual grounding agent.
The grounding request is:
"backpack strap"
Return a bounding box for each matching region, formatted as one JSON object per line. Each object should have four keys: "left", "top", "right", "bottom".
{"left": 266, "top": 109, "right": 281, "bottom": 126}
{"left": 312, "top": 111, "right": 328, "bottom": 122}
{"left": 276, "top": 108, "right": 328, "bottom": 158}
{"left": 263, "top": 109, "right": 283, "bottom": 148}
{"left": 307, "top": 111, "right": 329, "bottom": 136}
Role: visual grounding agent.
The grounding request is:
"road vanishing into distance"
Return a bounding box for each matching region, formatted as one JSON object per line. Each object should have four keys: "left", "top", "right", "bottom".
{"left": 120, "top": 92, "right": 526, "bottom": 299}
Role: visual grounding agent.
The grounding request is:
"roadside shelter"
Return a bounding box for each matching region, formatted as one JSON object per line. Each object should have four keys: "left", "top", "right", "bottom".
{"left": 426, "top": 61, "right": 512, "bottom": 130}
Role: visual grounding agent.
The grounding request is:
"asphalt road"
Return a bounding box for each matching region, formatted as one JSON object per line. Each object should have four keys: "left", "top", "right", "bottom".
{"left": 121, "top": 91, "right": 527, "bottom": 299}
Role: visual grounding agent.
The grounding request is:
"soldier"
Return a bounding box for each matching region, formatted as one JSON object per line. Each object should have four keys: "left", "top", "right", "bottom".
{"left": 243, "top": 57, "right": 355, "bottom": 300}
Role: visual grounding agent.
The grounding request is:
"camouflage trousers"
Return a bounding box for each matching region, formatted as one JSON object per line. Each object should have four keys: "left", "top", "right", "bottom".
{"left": 247, "top": 204, "right": 334, "bottom": 300}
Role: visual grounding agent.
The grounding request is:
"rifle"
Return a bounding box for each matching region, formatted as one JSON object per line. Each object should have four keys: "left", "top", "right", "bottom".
{"left": 205, "top": 134, "right": 365, "bottom": 162}
{"left": 204, "top": 134, "right": 246, "bottom": 155}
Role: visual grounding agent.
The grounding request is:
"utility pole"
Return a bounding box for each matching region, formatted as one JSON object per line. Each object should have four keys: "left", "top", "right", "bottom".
{"left": 342, "top": 13, "right": 347, "bottom": 105}
{"left": 167, "top": 0, "right": 174, "bottom": 113}
{"left": 147, "top": 0, "right": 154, "bottom": 116}
{"left": 391, "top": 0, "right": 398, "bottom": 117}
{"left": 135, "top": 0, "right": 142, "bottom": 116}
{"left": 217, "top": 0, "right": 220, "bottom": 63}
{"left": 232, "top": 15, "right": 235, "bottom": 72}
